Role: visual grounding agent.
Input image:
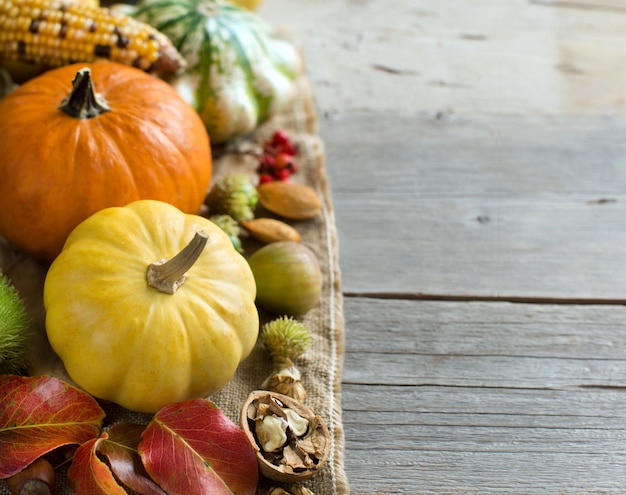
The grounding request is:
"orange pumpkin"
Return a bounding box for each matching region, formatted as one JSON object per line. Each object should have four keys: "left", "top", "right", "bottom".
{"left": 0, "top": 61, "right": 212, "bottom": 262}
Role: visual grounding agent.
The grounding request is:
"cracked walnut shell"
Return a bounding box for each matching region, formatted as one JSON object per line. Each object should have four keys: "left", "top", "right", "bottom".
{"left": 241, "top": 390, "right": 330, "bottom": 482}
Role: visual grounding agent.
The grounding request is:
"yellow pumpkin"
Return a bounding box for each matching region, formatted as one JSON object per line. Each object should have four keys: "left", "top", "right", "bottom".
{"left": 43, "top": 200, "right": 258, "bottom": 413}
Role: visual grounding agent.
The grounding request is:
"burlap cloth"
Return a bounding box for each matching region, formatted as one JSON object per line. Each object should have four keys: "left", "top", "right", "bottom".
{"left": 0, "top": 74, "right": 349, "bottom": 495}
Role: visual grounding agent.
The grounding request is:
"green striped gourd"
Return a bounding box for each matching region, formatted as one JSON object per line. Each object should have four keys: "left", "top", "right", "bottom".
{"left": 133, "top": 0, "right": 303, "bottom": 143}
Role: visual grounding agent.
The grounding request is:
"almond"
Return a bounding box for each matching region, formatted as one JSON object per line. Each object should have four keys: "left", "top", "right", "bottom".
{"left": 257, "top": 182, "right": 322, "bottom": 220}
{"left": 242, "top": 218, "right": 302, "bottom": 244}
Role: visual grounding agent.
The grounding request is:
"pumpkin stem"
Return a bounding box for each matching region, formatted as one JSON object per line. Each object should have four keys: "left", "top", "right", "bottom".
{"left": 59, "top": 67, "right": 110, "bottom": 119}
{"left": 146, "top": 231, "right": 209, "bottom": 294}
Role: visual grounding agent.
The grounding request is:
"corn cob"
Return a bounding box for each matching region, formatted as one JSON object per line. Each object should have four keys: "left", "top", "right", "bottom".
{"left": 0, "top": 0, "right": 186, "bottom": 74}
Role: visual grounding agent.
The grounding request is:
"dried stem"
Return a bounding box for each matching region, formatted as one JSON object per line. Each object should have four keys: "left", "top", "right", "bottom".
{"left": 146, "top": 231, "right": 209, "bottom": 294}
{"left": 59, "top": 68, "right": 110, "bottom": 119}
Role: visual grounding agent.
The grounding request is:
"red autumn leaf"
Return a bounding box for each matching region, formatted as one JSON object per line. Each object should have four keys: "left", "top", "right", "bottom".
{"left": 0, "top": 374, "right": 104, "bottom": 478}
{"left": 69, "top": 423, "right": 167, "bottom": 495}
{"left": 68, "top": 436, "right": 127, "bottom": 495}
{"left": 139, "top": 399, "right": 258, "bottom": 495}
{"left": 99, "top": 423, "right": 167, "bottom": 495}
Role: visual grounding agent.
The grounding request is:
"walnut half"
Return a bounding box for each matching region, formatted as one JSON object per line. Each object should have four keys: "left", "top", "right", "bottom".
{"left": 241, "top": 390, "right": 331, "bottom": 482}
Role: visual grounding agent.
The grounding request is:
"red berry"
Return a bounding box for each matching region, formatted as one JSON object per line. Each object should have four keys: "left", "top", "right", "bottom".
{"left": 257, "top": 154, "right": 276, "bottom": 174}
{"left": 286, "top": 161, "right": 298, "bottom": 174}
{"left": 271, "top": 130, "right": 290, "bottom": 147}
{"left": 274, "top": 152, "right": 294, "bottom": 170}
{"left": 262, "top": 154, "right": 276, "bottom": 167}
{"left": 259, "top": 173, "right": 275, "bottom": 184}
{"left": 274, "top": 168, "right": 292, "bottom": 181}
{"left": 279, "top": 141, "right": 297, "bottom": 156}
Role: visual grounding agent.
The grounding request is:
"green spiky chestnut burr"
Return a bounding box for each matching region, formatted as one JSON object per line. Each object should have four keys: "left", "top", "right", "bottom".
{"left": 210, "top": 214, "right": 243, "bottom": 253}
{"left": 0, "top": 272, "right": 30, "bottom": 375}
{"left": 260, "top": 316, "right": 312, "bottom": 401}
{"left": 205, "top": 173, "right": 258, "bottom": 223}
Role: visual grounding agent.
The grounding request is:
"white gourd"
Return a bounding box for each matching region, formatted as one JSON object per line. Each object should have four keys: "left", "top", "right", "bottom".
{"left": 134, "top": 0, "right": 303, "bottom": 143}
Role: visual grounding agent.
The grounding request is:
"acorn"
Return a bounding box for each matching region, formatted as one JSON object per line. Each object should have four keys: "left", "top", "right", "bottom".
{"left": 6, "top": 457, "right": 55, "bottom": 495}
{"left": 247, "top": 242, "right": 322, "bottom": 316}
{"left": 0, "top": 271, "right": 30, "bottom": 375}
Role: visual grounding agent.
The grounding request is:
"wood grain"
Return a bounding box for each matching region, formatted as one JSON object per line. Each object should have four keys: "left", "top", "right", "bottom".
{"left": 342, "top": 297, "right": 626, "bottom": 494}
{"left": 260, "top": 0, "right": 626, "bottom": 117}
{"left": 256, "top": 0, "right": 626, "bottom": 493}
{"left": 323, "top": 112, "right": 626, "bottom": 300}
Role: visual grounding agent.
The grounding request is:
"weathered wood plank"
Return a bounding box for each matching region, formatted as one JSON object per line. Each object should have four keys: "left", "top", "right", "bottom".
{"left": 344, "top": 299, "right": 626, "bottom": 359}
{"left": 345, "top": 386, "right": 626, "bottom": 428}
{"left": 256, "top": 2, "right": 626, "bottom": 494}
{"left": 343, "top": 299, "right": 626, "bottom": 389}
{"left": 260, "top": 0, "right": 626, "bottom": 117}
{"left": 345, "top": 354, "right": 626, "bottom": 388}
{"left": 323, "top": 113, "right": 626, "bottom": 300}
{"left": 342, "top": 299, "right": 626, "bottom": 388}
{"left": 343, "top": 447, "right": 626, "bottom": 494}
{"left": 341, "top": 297, "right": 626, "bottom": 494}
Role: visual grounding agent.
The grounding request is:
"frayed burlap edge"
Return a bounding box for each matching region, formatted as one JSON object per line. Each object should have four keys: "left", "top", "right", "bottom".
{"left": 208, "top": 73, "right": 350, "bottom": 495}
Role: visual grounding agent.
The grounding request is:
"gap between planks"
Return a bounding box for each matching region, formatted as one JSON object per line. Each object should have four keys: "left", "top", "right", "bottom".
{"left": 530, "top": 0, "right": 626, "bottom": 12}
{"left": 344, "top": 292, "right": 626, "bottom": 306}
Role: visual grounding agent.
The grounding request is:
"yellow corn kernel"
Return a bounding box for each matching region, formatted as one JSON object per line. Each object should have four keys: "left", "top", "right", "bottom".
{"left": 0, "top": 0, "right": 185, "bottom": 74}
{"left": 72, "top": 0, "right": 99, "bottom": 9}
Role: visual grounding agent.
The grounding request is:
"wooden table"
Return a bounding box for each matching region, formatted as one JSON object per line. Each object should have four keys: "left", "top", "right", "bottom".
{"left": 259, "top": 1, "right": 626, "bottom": 493}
